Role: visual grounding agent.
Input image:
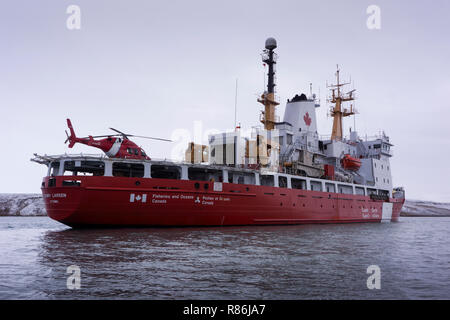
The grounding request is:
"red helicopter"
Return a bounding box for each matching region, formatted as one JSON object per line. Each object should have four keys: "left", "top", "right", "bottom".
{"left": 65, "top": 118, "right": 171, "bottom": 160}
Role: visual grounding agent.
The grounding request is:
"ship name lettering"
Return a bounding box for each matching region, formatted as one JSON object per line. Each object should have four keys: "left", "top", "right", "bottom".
{"left": 52, "top": 193, "right": 67, "bottom": 198}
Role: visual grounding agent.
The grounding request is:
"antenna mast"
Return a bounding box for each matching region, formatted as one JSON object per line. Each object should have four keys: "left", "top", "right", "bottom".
{"left": 327, "top": 65, "right": 356, "bottom": 141}
{"left": 234, "top": 78, "right": 238, "bottom": 129}
{"left": 257, "top": 37, "right": 280, "bottom": 131}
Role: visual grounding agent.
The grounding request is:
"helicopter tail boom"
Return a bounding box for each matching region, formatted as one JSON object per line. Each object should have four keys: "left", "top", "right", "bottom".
{"left": 66, "top": 118, "right": 77, "bottom": 148}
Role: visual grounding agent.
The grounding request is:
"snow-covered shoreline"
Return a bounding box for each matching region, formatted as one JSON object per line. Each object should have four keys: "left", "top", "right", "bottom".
{"left": 0, "top": 194, "right": 46, "bottom": 216}
{"left": 401, "top": 199, "right": 450, "bottom": 217}
{"left": 0, "top": 194, "right": 449, "bottom": 217}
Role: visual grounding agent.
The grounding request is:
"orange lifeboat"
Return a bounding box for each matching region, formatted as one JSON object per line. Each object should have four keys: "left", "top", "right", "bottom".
{"left": 341, "top": 154, "right": 361, "bottom": 171}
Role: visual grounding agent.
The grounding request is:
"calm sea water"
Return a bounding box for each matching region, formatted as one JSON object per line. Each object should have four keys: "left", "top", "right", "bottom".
{"left": 0, "top": 216, "right": 449, "bottom": 299}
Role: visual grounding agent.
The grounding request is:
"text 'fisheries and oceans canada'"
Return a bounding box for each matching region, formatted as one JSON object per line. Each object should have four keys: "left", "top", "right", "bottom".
{"left": 151, "top": 193, "right": 231, "bottom": 205}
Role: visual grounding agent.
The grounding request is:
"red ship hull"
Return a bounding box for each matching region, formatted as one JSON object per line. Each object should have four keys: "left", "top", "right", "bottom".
{"left": 41, "top": 176, "right": 404, "bottom": 228}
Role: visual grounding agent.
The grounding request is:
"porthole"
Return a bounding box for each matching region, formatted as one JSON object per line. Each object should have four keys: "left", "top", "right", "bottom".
{"left": 135, "top": 181, "right": 141, "bottom": 186}
{"left": 194, "top": 183, "right": 200, "bottom": 189}
{"left": 204, "top": 183, "right": 209, "bottom": 190}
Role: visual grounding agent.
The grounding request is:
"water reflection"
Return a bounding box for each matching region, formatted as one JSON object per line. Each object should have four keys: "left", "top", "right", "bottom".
{"left": 2, "top": 217, "right": 449, "bottom": 299}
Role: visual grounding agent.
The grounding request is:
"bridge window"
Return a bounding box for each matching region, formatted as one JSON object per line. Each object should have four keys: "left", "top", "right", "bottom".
{"left": 325, "top": 183, "right": 336, "bottom": 193}
{"left": 292, "top": 178, "right": 306, "bottom": 190}
{"left": 338, "top": 184, "right": 353, "bottom": 195}
{"left": 278, "top": 176, "right": 288, "bottom": 188}
{"left": 113, "top": 162, "right": 144, "bottom": 178}
{"left": 63, "top": 161, "right": 105, "bottom": 176}
{"left": 49, "top": 162, "right": 60, "bottom": 176}
{"left": 286, "top": 134, "right": 293, "bottom": 145}
{"left": 151, "top": 165, "right": 181, "bottom": 180}
{"left": 260, "top": 175, "right": 274, "bottom": 187}
{"left": 62, "top": 180, "right": 81, "bottom": 187}
{"left": 188, "top": 167, "right": 222, "bottom": 182}
{"left": 355, "top": 187, "right": 365, "bottom": 195}
{"left": 310, "top": 181, "right": 322, "bottom": 192}
{"left": 367, "top": 188, "right": 377, "bottom": 195}
{"left": 228, "top": 171, "right": 255, "bottom": 185}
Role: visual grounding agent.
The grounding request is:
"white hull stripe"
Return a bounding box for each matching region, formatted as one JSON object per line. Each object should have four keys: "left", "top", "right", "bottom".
{"left": 106, "top": 139, "right": 122, "bottom": 157}
{"left": 381, "top": 202, "right": 393, "bottom": 222}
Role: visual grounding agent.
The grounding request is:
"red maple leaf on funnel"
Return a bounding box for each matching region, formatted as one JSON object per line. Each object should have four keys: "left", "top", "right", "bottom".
{"left": 304, "top": 112, "right": 312, "bottom": 126}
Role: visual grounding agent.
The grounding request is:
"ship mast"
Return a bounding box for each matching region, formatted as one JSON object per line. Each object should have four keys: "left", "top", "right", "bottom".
{"left": 258, "top": 38, "right": 280, "bottom": 130}
{"left": 328, "top": 66, "right": 356, "bottom": 141}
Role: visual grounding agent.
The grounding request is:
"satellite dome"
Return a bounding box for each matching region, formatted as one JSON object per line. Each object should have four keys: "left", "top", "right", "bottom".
{"left": 265, "top": 37, "right": 277, "bottom": 50}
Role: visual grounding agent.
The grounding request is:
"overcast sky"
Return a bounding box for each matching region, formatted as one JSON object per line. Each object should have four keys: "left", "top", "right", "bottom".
{"left": 1, "top": 0, "right": 449, "bottom": 202}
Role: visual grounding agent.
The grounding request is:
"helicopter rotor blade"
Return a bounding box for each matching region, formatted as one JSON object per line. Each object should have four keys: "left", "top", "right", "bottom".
{"left": 109, "top": 127, "right": 171, "bottom": 142}
{"left": 109, "top": 127, "right": 129, "bottom": 139}
{"left": 64, "top": 130, "right": 69, "bottom": 144}
{"left": 128, "top": 135, "right": 172, "bottom": 142}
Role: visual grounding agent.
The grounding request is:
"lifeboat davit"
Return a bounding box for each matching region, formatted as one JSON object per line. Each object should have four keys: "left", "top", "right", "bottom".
{"left": 341, "top": 154, "right": 361, "bottom": 171}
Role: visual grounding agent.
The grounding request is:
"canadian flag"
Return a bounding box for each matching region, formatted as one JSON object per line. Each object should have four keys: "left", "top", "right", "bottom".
{"left": 130, "top": 193, "right": 147, "bottom": 203}
{"left": 303, "top": 112, "right": 312, "bottom": 126}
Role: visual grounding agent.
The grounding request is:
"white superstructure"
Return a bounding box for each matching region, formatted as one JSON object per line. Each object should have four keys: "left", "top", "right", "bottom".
{"left": 185, "top": 39, "right": 397, "bottom": 198}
